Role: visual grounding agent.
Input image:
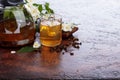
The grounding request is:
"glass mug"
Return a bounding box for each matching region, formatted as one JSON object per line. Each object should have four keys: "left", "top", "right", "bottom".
{"left": 39, "top": 14, "right": 62, "bottom": 47}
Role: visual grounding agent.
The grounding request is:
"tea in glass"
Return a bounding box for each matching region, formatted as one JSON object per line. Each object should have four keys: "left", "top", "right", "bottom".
{"left": 40, "top": 14, "right": 62, "bottom": 47}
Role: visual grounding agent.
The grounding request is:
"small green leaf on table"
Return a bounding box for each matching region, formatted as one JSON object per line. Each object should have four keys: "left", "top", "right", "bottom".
{"left": 17, "top": 46, "right": 36, "bottom": 53}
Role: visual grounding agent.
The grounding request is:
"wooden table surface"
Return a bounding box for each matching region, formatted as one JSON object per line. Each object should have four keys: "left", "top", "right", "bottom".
{"left": 0, "top": 32, "right": 83, "bottom": 79}
{"left": 0, "top": 27, "right": 120, "bottom": 80}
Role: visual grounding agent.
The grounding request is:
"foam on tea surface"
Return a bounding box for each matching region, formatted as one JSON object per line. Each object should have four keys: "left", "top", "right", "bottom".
{"left": 41, "top": 20, "right": 61, "bottom": 27}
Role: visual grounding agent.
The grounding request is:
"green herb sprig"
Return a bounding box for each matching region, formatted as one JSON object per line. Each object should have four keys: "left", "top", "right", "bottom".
{"left": 33, "top": 2, "right": 54, "bottom": 15}
{"left": 3, "top": 7, "right": 18, "bottom": 19}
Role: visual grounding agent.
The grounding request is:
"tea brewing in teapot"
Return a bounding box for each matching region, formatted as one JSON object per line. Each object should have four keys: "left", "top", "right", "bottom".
{"left": 0, "top": 0, "right": 35, "bottom": 47}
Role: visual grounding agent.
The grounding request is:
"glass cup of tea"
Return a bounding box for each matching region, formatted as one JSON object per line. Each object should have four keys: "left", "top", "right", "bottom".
{"left": 39, "top": 14, "right": 62, "bottom": 47}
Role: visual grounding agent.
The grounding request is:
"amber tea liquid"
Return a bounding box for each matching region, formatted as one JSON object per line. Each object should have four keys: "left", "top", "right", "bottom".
{"left": 40, "top": 20, "right": 62, "bottom": 47}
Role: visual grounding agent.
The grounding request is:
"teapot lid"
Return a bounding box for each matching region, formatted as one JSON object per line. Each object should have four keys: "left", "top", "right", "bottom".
{"left": 7, "top": 0, "right": 24, "bottom": 6}
{"left": 0, "top": 0, "right": 24, "bottom": 7}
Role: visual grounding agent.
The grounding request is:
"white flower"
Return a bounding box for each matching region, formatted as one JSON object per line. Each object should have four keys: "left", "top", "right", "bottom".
{"left": 62, "top": 23, "right": 75, "bottom": 32}
{"left": 33, "top": 32, "right": 41, "bottom": 48}
{"left": 24, "top": 3, "right": 40, "bottom": 21}
{"left": 33, "top": 41, "right": 41, "bottom": 48}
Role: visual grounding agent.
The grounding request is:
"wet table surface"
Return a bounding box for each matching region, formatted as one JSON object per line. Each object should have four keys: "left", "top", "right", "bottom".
{"left": 1, "top": 0, "right": 120, "bottom": 79}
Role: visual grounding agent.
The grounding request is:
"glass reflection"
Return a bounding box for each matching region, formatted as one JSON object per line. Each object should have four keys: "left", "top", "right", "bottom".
{"left": 40, "top": 46, "right": 61, "bottom": 67}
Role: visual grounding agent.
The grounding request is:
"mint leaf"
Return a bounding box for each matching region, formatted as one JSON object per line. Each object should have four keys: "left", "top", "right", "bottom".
{"left": 45, "top": 2, "right": 49, "bottom": 8}
{"left": 45, "top": 2, "right": 54, "bottom": 14}
{"left": 49, "top": 8, "right": 54, "bottom": 14}
{"left": 45, "top": 2, "right": 50, "bottom": 13}
{"left": 17, "top": 46, "right": 36, "bottom": 53}
{"left": 38, "top": 4, "right": 43, "bottom": 13}
{"left": 33, "top": 3, "right": 39, "bottom": 7}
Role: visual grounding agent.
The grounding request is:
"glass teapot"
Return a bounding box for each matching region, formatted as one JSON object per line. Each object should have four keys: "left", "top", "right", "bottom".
{"left": 0, "top": 0, "right": 35, "bottom": 47}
